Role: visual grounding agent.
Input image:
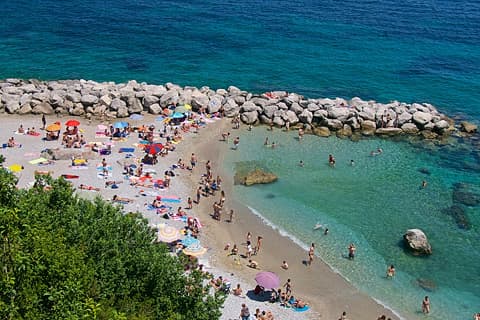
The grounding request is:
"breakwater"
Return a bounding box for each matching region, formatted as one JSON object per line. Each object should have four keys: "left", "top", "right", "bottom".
{"left": 0, "top": 79, "right": 477, "bottom": 139}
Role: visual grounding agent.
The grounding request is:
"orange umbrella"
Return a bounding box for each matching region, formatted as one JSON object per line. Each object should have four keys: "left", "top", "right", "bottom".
{"left": 46, "top": 123, "right": 61, "bottom": 132}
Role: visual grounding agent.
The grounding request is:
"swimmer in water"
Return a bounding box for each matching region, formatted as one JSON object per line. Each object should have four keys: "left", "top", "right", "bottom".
{"left": 299, "top": 160, "right": 304, "bottom": 167}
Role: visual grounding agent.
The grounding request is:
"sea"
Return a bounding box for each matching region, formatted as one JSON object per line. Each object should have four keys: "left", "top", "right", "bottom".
{"left": 0, "top": 0, "right": 479, "bottom": 319}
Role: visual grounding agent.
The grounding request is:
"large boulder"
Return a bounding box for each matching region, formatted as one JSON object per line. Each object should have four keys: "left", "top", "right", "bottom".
{"left": 401, "top": 123, "right": 420, "bottom": 134}
{"left": 143, "top": 95, "right": 159, "bottom": 108}
{"left": 397, "top": 112, "right": 413, "bottom": 125}
{"left": 361, "top": 120, "right": 376, "bottom": 136}
{"left": 240, "top": 111, "right": 258, "bottom": 124}
{"left": 241, "top": 101, "right": 258, "bottom": 113}
{"left": 460, "top": 121, "right": 477, "bottom": 133}
{"left": 328, "top": 107, "right": 350, "bottom": 121}
{"left": 289, "top": 102, "right": 304, "bottom": 115}
{"left": 263, "top": 105, "right": 278, "bottom": 119}
{"left": 148, "top": 103, "right": 162, "bottom": 114}
{"left": 413, "top": 111, "right": 433, "bottom": 127}
{"left": 237, "top": 168, "right": 278, "bottom": 186}
{"left": 283, "top": 110, "right": 299, "bottom": 125}
{"left": 159, "top": 90, "right": 179, "bottom": 108}
{"left": 81, "top": 94, "right": 98, "bottom": 106}
{"left": 403, "top": 229, "right": 432, "bottom": 255}
{"left": 127, "top": 96, "right": 143, "bottom": 113}
{"left": 223, "top": 98, "right": 240, "bottom": 117}
{"left": 313, "top": 126, "right": 331, "bottom": 137}
{"left": 110, "top": 98, "right": 126, "bottom": 111}
{"left": 375, "top": 128, "right": 403, "bottom": 136}
{"left": 207, "top": 94, "right": 223, "bottom": 114}
{"left": 298, "top": 109, "right": 313, "bottom": 124}
{"left": 32, "top": 102, "right": 54, "bottom": 114}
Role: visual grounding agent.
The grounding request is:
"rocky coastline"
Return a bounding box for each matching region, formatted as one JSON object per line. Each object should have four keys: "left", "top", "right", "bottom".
{"left": 0, "top": 78, "right": 477, "bottom": 139}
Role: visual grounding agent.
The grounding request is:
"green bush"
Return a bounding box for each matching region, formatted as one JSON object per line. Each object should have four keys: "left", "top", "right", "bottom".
{"left": 0, "top": 170, "right": 224, "bottom": 319}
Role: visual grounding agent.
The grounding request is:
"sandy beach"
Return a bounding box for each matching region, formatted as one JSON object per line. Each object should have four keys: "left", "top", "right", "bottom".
{"left": 1, "top": 113, "right": 399, "bottom": 320}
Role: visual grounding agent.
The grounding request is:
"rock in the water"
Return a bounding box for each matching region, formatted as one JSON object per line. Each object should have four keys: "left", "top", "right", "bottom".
{"left": 418, "top": 168, "right": 431, "bottom": 175}
{"left": 361, "top": 120, "right": 377, "bottom": 136}
{"left": 313, "top": 126, "right": 331, "bottom": 137}
{"left": 460, "top": 121, "right": 478, "bottom": 133}
{"left": 240, "top": 111, "right": 258, "bottom": 124}
{"left": 375, "top": 127, "right": 403, "bottom": 136}
{"left": 236, "top": 168, "right": 278, "bottom": 186}
{"left": 403, "top": 229, "right": 432, "bottom": 255}
{"left": 452, "top": 183, "right": 480, "bottom": 207}
{"left": 442, "top": 205, "right": 470, "bottom": 229}
{"left": 416, "top": 278, "right": 437, "bottom": 292}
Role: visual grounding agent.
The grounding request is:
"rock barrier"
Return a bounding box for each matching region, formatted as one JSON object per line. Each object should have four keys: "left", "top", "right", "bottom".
{"left": 0, "top": 78, "right": 476, "bottom": 139}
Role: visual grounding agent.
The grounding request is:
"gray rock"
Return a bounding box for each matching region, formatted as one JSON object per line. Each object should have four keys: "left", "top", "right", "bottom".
{"left": 272, "top": 116, "right": 285, "bottom": 127}
{"left": 250, "top": 97, "right": 268, "bottom": 108}
{"left": 313, "top": 109, "right": 328, "bottom": 119}
{"left": 259, "top": 114, "right": 271, "bottom": 124}
{"left": 66, "top": 91, "right": 82, "bottom": 103}
{"left": 337, "top": 124, "right": 353, "bottom": 137}
{"left": 346, "top": 117, "right": 361, "bottom": 130}
{"left": 32, "top": 102, "right": 54, "bottom": 114}
{"left": 70, "top": 105, "right": 85, "bottom": 116}
{"left": 216, "top": 88, "right": 228, "bottom": 96}
{"left": 208, "top": 95, "right": 224, "bottom": 114}
{"left": 298, "top": 109, "right": 313, "bottom": 124}
{"left": 403, "top": 229, "right": 432, "bottom": 255}
{"left": 361, "top": 120, "right": 377, "bottom": 136}
{"left": 397, "top": 112, "right": 412, "bottom": 125}
{"left": 190, "top": 92, "right": 209, "bottom": 110}
{"left": 401, "top": 123, "right": 419, "bottom": 134}
{"left": 2, "top": 93, "right": 20, "bottom": 105}
{"left": 110, "top": 98, "right": 126, "bottom": 111}
{"left": 241, "top": 101, "right": 258, "bottom": 113}
{"left": 327, "top": 119, "right": 343, "bottom": 131}
{"left": 148, "top": 103, "right": 162, "bottom": 114}
{"left": 20, "top": 83, "right": 38, "bottom": 93}
{"left": 50, "top": 93, "right": 64, "bottom": 106}
{"left": 413, "top": 111, "right": 433, "bottom": 126}
{"left": 93, "top": 105, "right": 107, "bottom": 115}
{"left": 19, "top": 93, "right": 32, "bottom": 106}
{"left": 228, "top": 85, "right": 241, "bottom": 94}
{"left": 159, "top": 90, "right": 180, "bottom": 108}
{"left": 359, "top": 108, "right": 375, "bottom": 121}
{"left": 81, "top": 94, "right": 98, "bottom": 106}
{"left": 328, "top": 107, "right": 350, "bottom": 121}
{"left": 240, "top": 111, "right": 258, "bottom": 124}
{"left": 6, "top": 101, "right": 20, "bottom": 114}
{"left": 117, "top": 105, "right": 129, "bottom": 118}
{"left": 434, "top": 120, "right": 450, "bottom": 131}
{"left": 127, "top": 97, "right": 143, "bottom": 113}
{"left": 223, "top": 98, "right": 240, "bottom": 117}
{"left": 307, "top": 103, "right": 320, "bottom": 112}
{"left": 263, "top": 105, "right": 278, "bottom": 119}
{"left": 142, "top": 95, "right": 159, "bottom": 108}
{"left": 276, "top": 102, "right": 288, "bottom": 110}
{"left": 290, "top": 102, "right": 304, "bottom": 115}
{"left": 233, "top": 95, "right": 246, "bottom": 105}
{"left": 284, "top": 110, "right": 299, "bottom": 125}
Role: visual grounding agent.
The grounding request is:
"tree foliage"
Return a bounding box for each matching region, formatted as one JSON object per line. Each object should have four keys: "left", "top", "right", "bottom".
{"left": 0, "top": 170, "right": 224, "bottom": 319}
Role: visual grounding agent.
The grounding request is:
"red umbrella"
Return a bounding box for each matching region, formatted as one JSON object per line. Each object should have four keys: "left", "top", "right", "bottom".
{"left": 254, "top": 271, "right": 280, "bottom": 290}
{"left": 145, "top": 143, "right": 164, "bottom": 155}
{"left": 65, "top": 119, "right": 80, "bottom": 127}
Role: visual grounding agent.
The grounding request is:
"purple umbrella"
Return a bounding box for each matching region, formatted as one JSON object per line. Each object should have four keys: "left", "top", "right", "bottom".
{"left": 254, "top": 271, "right": 280, "bottom": 290}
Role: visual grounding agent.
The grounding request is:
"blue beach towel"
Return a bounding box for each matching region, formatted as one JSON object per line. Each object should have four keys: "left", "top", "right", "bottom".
{"left": 119, "top": 147, "right": 135, "bottom": 153}
{"left": 293, "top": 306, "right": 310, "bottom": 312}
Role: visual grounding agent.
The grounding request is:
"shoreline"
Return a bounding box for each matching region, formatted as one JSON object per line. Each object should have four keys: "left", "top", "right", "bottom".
{"left": 179, "top": 119, "right": 402, "bottom": 319}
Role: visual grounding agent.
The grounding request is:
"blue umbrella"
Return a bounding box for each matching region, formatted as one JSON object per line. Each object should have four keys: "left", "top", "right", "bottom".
{"left": 113, "top": 121, "right": 128, "bottom": 129}
{"left": 129, "top": 113, "right": 144, "bottom": 120}
{"left": 171, "top": 112, "right": 185, "bottom": 119}
{"left": 181, "top": 235, "right": 200, "bottom": 247}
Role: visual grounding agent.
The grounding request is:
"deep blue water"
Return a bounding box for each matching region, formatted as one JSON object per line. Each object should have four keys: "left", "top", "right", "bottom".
{"left": 1, "top": 0, "right": 479, "bottom": 120}
{"left": 1, "top": 1, "right": 480, "bottom": 319}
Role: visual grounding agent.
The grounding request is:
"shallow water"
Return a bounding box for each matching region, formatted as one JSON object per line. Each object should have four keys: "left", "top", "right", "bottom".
{"left": 224, "top": 128, "right": 480, "bottom": 320}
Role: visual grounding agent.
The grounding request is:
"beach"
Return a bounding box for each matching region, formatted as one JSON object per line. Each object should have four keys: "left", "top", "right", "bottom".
{"left": 1, "top": 113, "right": 400, "bottom": 319}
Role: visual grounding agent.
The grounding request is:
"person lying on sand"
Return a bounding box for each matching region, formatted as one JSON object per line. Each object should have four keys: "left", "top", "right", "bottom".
{"left": 112, "top": 195, "right": 134, "bottom": 204}
{"left": 248, "top": 259, "right": 259, "bottom": 269}
{"left": 78, "top": 184, "right": 100, "bottom": 191}
{"left": 281, "top": 261, "right": 289, "bottom": 270}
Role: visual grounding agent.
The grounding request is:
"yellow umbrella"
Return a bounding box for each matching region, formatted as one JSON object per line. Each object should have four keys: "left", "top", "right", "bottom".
{"left": 8, "top": 164, "right": 23, "bottom": 172}
{"left": 184, "top": 104, "right": 192, "bottom": 110}
{"left": 46, "top": 123, "right": 61, "bottom": 132}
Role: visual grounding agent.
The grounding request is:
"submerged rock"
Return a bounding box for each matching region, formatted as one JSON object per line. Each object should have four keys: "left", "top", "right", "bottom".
{"left": 452, "top": 183, "right": 480, "bottom": 207}
{"left": 416, "top": 278, "right": 437, "bottom": 292}
{"left": 234, "top": 168, "right": 278, "bottom": 186}
{"left": 442, "top": 205, "right": 470, "bottom": 229}
{"left": 418, "top": 168, "right": 431, "bottom": 175}
{"left": 403, "top": 229, "right": 432, "bottom": 255}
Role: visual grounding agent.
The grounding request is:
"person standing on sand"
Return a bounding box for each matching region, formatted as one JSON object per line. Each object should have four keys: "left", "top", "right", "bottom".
{"left": 41, "top": 114, "right": 46, "bottom": 130}
{"left": 283, "top": 278, "right": 292, "bottom": 296}
{"left": 229, "top": 209, "right": 234, "bottom": 223}
{"left": 422, "top": 296, "right": 430, "bottom": 314}
{"left": 339, "top": 311, "right": 348, "bottom": 320}
{"left": 196, "top": 186, "right": 202, "bottom": 204}
{"left": 187, "top": 197, "right": 193, "bottom": 209}
{"left": 254, "top": 236, "right": 263, "bottom": 255}
{"left": 308, "top": 243, "right": 315, "bottom": 266}
{"left": 190, "top": 153, "right": 197, "bottom": 170}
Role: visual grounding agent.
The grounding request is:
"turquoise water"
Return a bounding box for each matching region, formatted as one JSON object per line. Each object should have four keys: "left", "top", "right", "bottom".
{"left": 224, "top": 128, "right": 480, "bottom": 320}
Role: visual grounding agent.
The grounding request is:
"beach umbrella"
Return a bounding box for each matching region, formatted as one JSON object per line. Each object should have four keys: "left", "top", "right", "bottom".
{"left": 129, "top": 113, "right": 144, "bottom": 120}
{"left": 171, "top": 112, "right": 185, "bottom": 119}
{"left": 182, "top": 242, "right": 208, "bottom": 257}
{"left": 254, "top": 271, "right": 280, "bottom": 290}
{"left": 184, "top": 104, "right": 192, "bottom": 110}
{"left": 97, "top": 124, "right": 108, "bottom": 131}
{"left": 8, "top": 164, "right": 23, "bottom": 172}
{"left": 181, "top": 234, "right": 200, "bottom": 247}
{"left": 113, "top": 121, "right": 128, "bottom": 129}
{"left": 65, "top": 119, "right": 80, "bottom": 127}
{"left": 46, "top": 123, "right": 61, "bottom": 132}
{"left": 157, "top": 225, "right": 180, "bottom": 243}
{"left": 144, "top": 143, "right": 163, "bottom": 155}
{"left": 174, "top": 105, "right": 188, "bottom": 114}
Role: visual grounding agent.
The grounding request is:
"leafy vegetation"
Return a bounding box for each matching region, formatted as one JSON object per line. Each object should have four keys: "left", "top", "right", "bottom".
{"left": 0, "top": 170, "right": 224, "bottom": 319}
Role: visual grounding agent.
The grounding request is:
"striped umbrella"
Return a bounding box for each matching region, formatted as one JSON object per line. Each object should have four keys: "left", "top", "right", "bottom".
{"left": 157, "top": 225, "right": 180, "bottom": 243}
{"left": 182, "top": 242, "right": 208, "bottom": 257}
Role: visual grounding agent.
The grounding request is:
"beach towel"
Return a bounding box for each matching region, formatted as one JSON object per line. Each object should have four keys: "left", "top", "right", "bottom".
{"left": 161, "top": 198, "right": 181, "bottom": 203}
{"left": 14, "top": 131, "right": 26, "bottom": 135}
{"left": 96, "top": 166, "right": 113, "bottom": 171}
{"left": 27, "top": 132, "right": 41, "bottom": 136}
{"left": 70, "top": 165, "right": 89, "bottom": 170}
{"left": 293, "top": 306, "right": 310, "bottom": 312}
{"left": 119, "top": 147, "right": 135, "bottom": 153}
{"left": 24, "top": 152, "right": 40, "bottom": 158}
{"left": 61, "top": 174, "right": 79, "bottom": 179}
{"left": 97, "top": 172, "right": 112, "bottom": 179}
{"left": 29, "top": 157, "right": 48, "bottom": 165}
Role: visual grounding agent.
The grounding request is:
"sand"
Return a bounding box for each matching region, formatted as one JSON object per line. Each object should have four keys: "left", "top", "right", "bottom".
{"left": 0, "top": 113, "right": 400, "bottom": 320}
